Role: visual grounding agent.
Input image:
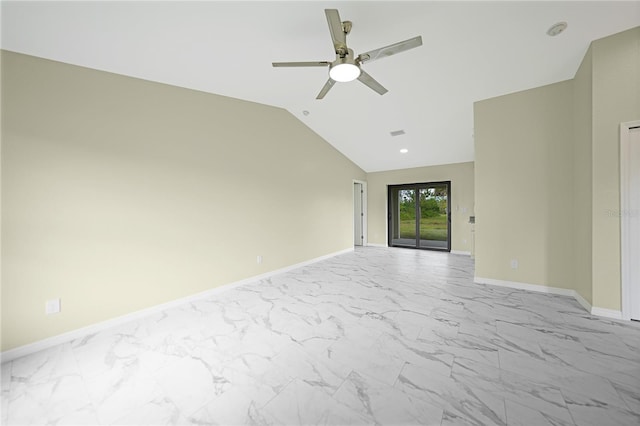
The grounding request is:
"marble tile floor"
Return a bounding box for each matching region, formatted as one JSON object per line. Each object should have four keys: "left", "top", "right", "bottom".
{"left": 1, "top": 247, "right": 639, "bottom": 425}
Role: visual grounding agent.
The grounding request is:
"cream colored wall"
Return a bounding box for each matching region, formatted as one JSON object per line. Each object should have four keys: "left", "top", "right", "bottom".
{"left": 474, "top": 26, "right": 640, "bottom": 313}
{"left": 572, "top": 47, "right": 593, "bottom": 304}
{"left": 1, "top": 51, "right": 366, "bottom": 351}
{"left": 591, "top": 27, "right": 640, "bottom": 311}
{"left": 366, "top": 162, "right": 474, "bottom": 252}
{"left": 474, "top": 81, "right": 574, "bottom": 288}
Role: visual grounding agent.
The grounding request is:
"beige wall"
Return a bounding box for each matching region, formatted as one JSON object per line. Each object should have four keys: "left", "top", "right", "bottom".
{"left": 366, "top": 162, "right": 475, "bottom": 252}
{"left": 572, "top": 47, "right": 593, "bottom": 304}
{"left": 474, "top": 26, "right": 640, "bottom": 312}
{"left": 1, "top": 51, "right": 366, "bottom": 351}
{"left": 4, "top": 27, "right": 637, "bottom": 351}
{"left": 474, "top": 81, "right": 574, "bottom": 288}
{"left": 591, "top": 27, "right": 640, "bottom": 310}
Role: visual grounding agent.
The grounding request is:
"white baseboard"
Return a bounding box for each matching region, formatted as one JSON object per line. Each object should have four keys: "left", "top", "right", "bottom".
{"left": 1, "top": 247, "right": 354, "bottom": 364}
{"left": 474, "top": 277, "right": 575, "bottom": 297}
{"left": 591, "top": 307, "right": 623, "bottom": 320}
{"left": 474, "top": 276, "right": 623, "bottom": 320}
{"left": 366, "top": 243, "right": 388, "bottom": 248}
{"left": 572, "top": 290, "right": 593, "bottom": 313}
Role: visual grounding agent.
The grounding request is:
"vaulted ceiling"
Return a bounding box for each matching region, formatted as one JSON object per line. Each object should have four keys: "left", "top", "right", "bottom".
{"left": 2, "top": 1, "right": 639, "bottom": 171}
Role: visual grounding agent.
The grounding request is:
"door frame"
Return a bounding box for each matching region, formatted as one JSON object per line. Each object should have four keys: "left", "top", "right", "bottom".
{"left": 620, "top": 120, "right": 640, "bottom": 321}
{"left": 387, "top": 181, "right": 451, "bottom": 252}
{"left": 353, "top": 180, "right": 368, "bottom": 247}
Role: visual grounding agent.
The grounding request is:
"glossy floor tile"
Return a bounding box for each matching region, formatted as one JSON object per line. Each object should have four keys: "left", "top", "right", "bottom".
{"left": 1, "top": 247, "right": 639, "bottom": 425}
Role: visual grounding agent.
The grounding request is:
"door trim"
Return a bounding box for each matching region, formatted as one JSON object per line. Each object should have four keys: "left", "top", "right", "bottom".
{"left": 387, "top": 181, "right": 451, "bottom": 252}
{"left": 353, "top": 180, "right": 368, "bottom": 246}
{"left": 620, "top": 120, "right": 640, "bottom": 321}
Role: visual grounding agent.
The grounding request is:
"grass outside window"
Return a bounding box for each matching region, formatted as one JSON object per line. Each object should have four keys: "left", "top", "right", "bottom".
{"left": 399, "top": 215, "right": 448, "bottom": 241}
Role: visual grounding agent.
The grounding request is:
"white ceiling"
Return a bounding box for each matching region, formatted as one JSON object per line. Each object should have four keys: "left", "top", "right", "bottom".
{"left": 2, "top": 1, "right": 639, "bottom": 172}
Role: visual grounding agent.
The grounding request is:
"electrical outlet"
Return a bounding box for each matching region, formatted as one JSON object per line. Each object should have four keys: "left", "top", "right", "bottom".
{"left": 510, "top": 259, "right": 519, "bottom": 269}
{"left": 257, "top": 255, "right": 262, "bottom": 264}
{"left": 46, "top": 299, "right": 61, "bottom": 315}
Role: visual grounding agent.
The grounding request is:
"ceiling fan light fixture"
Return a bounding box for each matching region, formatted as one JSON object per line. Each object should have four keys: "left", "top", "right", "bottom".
{"left": 329, "top": 62, "right": 361, "bottom": 82}
{"left": 272, "top": 10, "right": 422, "bottom": 98}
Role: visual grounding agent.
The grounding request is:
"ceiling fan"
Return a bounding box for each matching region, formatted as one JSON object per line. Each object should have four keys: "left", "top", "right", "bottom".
{"left": 272, "top": 9, "right": 423, "bottom": 99}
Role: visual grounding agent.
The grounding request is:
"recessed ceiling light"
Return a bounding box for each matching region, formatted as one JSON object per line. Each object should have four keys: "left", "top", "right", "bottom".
{"left": 302, "top": 110, "right": 310, "bottom": 116}
{"left": 547, "top": 22, "right": 568, "bottom": 37}
{"left": 400, "top": 148, "right": 408, "bottom": 154}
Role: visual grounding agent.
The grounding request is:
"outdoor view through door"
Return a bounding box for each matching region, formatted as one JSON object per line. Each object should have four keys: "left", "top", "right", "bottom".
{"left": 388, "top": 182, "right": 451, "bottom": 251}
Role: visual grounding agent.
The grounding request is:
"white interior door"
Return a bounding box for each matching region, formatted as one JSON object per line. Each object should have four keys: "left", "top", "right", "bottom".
{"left": 354, "top": 183, "right": 363, "bottom": 246}
{"left": 628, "top": 127, "right": 640, "bottom": 320}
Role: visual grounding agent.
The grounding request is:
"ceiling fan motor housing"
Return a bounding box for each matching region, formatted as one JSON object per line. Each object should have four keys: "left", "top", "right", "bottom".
{"left": 329, "top": 49, "right": 361, "bottom": 82}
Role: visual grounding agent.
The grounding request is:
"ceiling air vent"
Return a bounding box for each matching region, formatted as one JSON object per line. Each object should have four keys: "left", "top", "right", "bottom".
{"left": 390, "top": 129, "right": 406, "bottom": 137}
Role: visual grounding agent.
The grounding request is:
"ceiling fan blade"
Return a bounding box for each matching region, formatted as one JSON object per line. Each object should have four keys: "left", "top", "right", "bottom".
{"left": 358, "top": 36, "right": 423, "bottom": 64}
{"left": 316, "top": 78, "right": 336, "bottom": 99}
{"left": 325, "top": 9, "right": 347, "bottom": 53}
{"left": 357, "top": 70, "right": 388, "bottom": 95}
{"left": 272, "top": 61, "right": 330, "bottom": 67}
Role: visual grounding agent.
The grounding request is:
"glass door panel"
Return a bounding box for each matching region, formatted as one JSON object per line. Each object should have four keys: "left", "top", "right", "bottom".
{"left": 390, "top": 188, "right": 418, "bottom": 247}
{"left": 418, "top": 184, "right": 449, "bottom": 249}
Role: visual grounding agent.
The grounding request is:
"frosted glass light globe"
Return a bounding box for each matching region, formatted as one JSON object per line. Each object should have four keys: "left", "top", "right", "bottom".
{"left": 329, "top": 63, "right": 361, "bottom": 82}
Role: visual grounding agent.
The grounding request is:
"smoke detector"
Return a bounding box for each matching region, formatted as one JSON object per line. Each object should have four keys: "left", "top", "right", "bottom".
{"left": 547, "top": 22, "right": 568, "bottom": 37}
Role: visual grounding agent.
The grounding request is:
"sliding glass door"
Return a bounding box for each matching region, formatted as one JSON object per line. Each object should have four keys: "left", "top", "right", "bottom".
{"left": 388, "top": 182, "right": 450, "bottom": 251}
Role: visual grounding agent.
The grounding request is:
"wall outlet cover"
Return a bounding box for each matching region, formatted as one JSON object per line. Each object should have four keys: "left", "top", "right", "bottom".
{"left": 45, "top": 299, "right": 61, "bottom": 315}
